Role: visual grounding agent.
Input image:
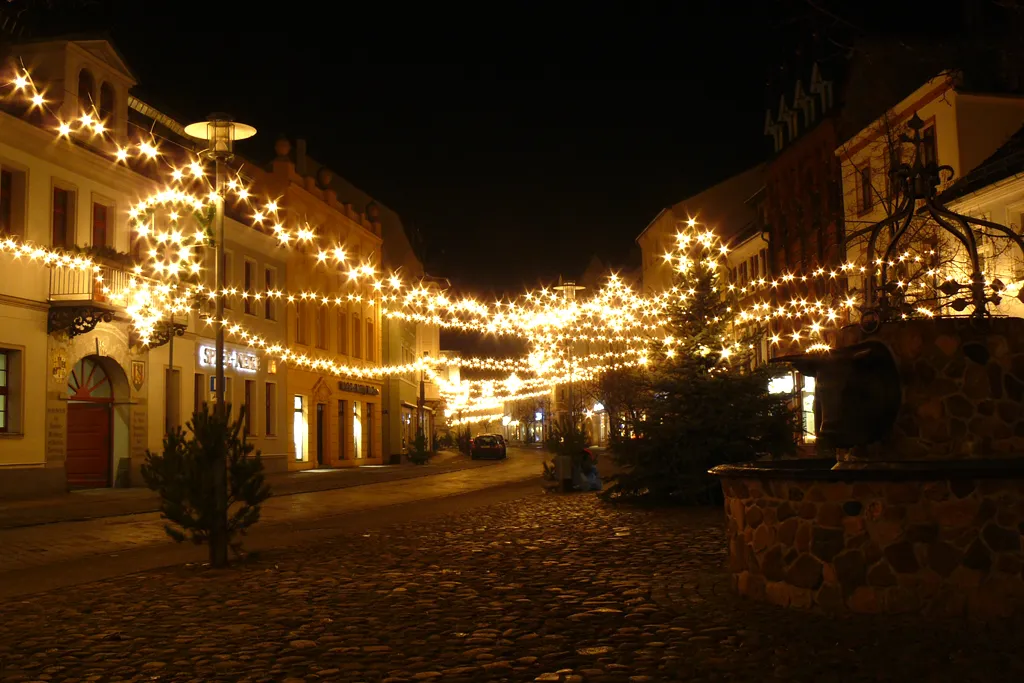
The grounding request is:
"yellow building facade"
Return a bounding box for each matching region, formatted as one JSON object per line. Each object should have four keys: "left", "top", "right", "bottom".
{"left": 253, "top": 140, "right": 384, "bottom": 469}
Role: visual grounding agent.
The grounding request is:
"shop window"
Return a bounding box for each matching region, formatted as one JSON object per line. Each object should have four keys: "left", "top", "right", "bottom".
{"left": 293, "top": 395, "right": 307, "bottom": 460}
{"left": 265, "top": 382, "right": 277, "bottom": 436}
{"left": 244, "top": 379, "right": 254, "bottom": 436}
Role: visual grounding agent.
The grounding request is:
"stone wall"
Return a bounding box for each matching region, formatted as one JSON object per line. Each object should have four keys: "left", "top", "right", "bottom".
{"left": 835, "top": 317, "right": 1024, "bottom": 462}
{"left": 721, "top": 474, "right": 1024, "bottom": 618}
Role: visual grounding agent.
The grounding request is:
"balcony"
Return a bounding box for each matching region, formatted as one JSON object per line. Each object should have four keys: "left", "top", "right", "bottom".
{"left": 47, "top": 262, "right": 133, "bottom": 338}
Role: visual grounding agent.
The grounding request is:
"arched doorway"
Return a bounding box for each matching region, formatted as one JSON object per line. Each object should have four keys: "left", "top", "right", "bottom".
{"left": 65, "top": 356, "right": 124, "bottom": 488}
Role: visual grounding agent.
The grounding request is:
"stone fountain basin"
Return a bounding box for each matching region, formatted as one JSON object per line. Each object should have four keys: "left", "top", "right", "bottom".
{"left": 711, "top": 458, "right": 1024, "bottom": 619}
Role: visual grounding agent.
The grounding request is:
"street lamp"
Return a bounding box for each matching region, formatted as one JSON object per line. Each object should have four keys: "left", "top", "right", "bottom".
{"left": 553, "top": 279, "right": 585, "bottom": 491}
{"left": 183, "top": 114, "right": 256, "bottom": 415}
{"left": 183, "top": 113, "right": 256, "bottom": 569}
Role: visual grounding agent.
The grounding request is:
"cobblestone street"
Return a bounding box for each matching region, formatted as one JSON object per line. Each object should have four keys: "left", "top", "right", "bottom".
{"left": 2, "top": 494, "right": 1022, "bottom": 683}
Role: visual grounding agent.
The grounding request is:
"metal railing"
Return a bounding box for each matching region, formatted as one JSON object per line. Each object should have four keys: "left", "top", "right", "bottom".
{"left": 49, "top": 263, "right": 133, "bottom": 306}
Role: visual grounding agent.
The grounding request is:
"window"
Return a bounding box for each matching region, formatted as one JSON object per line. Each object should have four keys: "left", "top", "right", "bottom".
{"left": 193, "top": 373, "right": 205, "bottom": 415}
{"left": 52, "top": 186, "right": 75, "bottom": 247}
{"left": 296, "top": 301, "right": 308, "bottom": 345}
{"left": 77, "top": 69, "right": 95, "bottom": 113}
{"left": 0, "top": 349, "right": 21, "bottom": 433}
{"left": 921, "top": 126, "right": 937, "bottom": 166}
{"left": 338, "top": 309, "right": 348, "bottom": 354}
{"left": 244, "top": 379, "right": 254, "bottom": 436}
{"left": 293, "top": 395, "right": 307, "bottom": 461}
{"left": 0, "top": 167, "right": 27, "bottom": 237}
{"left": 92, "top": 202, "right": 109, "bottom": 248}
{"left": 222, "top": 252, "right": 233, "bottom": 310}
{"left": 859, "top": 166, "right": 874, "bottom": 213}
{"left": 316, "top": 305, "right": 328, "bottom": 349}
{"left": 365, "top": 321, "right": 374, "bottom": 362}
{"left": 243, "top": 259, "right": 255, "bottom": 315}
{"left": 264, "top": 267, "right": 276, "bottom": 320}
{"left": 0, "top": 350, "right": 8, "bottom": 433}
{"left": 337, "top": 399, "right": 347, "bottom": 459}
{"left": 99, "top": 82, "right": 115, "bottom": 128}
{"left": 265, "top": 382, "right": 277, "bottom": 436}
{"left": 165, "top": 368, "right": 181, "bottom": 432}
{"left": 352, "top": 313, "right": 361, "bottom": 358}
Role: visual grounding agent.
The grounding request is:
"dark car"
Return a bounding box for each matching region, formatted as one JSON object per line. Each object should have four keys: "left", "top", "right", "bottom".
{"left": 471, "top": 434, "right": 507, "bottom": 459}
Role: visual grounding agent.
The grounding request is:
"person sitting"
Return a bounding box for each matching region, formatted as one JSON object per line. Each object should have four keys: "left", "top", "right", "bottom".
{"left": 574, "top": 448, "right": 602, "bottom": 491}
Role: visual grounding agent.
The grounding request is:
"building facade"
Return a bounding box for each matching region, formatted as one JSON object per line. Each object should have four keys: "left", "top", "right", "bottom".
{"left": 0, "top": 39, "right": 161, "bottom": 496}
{"left": 252, "top": 141, "right": 385, "bottom": 469}
{"left": 836, "top": 71, "right": 1024, "bottom": 310}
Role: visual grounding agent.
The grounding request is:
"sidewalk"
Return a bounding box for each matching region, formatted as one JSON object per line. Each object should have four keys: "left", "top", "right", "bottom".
{"left": 0, "top": 449, "right": 495, "bottom": 529}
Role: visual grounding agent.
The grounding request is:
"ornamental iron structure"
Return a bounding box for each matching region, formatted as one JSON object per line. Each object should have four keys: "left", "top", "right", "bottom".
{"left": 845, "top": 113, "right": 1024, "bottom": 330}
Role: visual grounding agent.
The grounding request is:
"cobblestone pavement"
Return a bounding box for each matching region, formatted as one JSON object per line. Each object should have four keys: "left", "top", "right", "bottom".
{"left": 0, "top": 449, "right": 542, "bottom": 575}
{"left": 3, "top": 495, "right": 1022, "bottom": 683}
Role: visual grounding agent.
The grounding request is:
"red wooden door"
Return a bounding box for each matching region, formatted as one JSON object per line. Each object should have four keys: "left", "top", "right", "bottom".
{"left": 65, "top": 357, "right": 114, "bottom": 489}
{"left": 65, "top": 403, "right": 111, "bottom": 488}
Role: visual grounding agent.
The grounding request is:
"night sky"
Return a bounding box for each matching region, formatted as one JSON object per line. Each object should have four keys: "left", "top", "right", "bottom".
{"left": 25, "top": 0, "right": 961, "bottom": 299}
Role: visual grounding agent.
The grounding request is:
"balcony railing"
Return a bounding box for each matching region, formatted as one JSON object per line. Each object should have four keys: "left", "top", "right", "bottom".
{"left": 49, "top": 263, "right": 133, "bottom": 306}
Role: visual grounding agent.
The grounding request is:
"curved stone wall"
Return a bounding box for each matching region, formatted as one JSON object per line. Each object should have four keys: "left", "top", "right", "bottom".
{"left": 718, "top": 465, "right": 1024, "bottom": 618}
{"left": 833, "top": 317, "right": 1024, "bottom": 462}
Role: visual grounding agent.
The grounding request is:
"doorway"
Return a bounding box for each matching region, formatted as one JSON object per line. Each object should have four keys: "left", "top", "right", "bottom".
{"left": 65, "top": 356, "right": 116, "bottom": 488}
{"left": 315, "top": 402, "right": 325, "bottom": 466}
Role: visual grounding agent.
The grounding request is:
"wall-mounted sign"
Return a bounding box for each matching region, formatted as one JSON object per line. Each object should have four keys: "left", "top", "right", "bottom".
{"left": 131, "top": 360, "right": 145, "bottom": 391}
{"left": 198, "top": 345, "right": 259, "bottom": 374}
{"left": 338, "top": 381, "right": 380, "bottom": 396}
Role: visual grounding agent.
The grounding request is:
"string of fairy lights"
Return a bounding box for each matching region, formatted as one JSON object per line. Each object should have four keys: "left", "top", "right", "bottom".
{"left": 3, "top": 64, "right": 1020, "bottom": 425}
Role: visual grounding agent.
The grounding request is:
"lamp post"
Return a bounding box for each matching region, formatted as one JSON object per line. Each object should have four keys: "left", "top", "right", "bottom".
{"left": 183, "top": 113, "right": 256, "bottom": 568}
{"left": 418, "top": 350, "right": 428, "bottom": 450}
{"left": 553, "top": 279, "right": 585, "bottom": 491}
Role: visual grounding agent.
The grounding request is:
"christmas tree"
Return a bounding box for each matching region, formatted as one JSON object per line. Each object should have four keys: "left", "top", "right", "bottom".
{"left": 604, "top": 225, "right": 796, "bottom": 503}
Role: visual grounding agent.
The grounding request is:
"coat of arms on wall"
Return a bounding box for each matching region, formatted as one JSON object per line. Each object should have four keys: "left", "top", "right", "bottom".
{"left": 131, "top": 360, "right": 145, "bottom": 392}
{"left": 51, "top": 349, "right": 67, "bottom": 383}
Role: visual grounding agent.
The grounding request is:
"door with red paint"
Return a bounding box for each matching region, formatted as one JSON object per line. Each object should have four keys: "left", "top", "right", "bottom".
{"left": 65, "top": 357, "right": 113, "bottom": 489}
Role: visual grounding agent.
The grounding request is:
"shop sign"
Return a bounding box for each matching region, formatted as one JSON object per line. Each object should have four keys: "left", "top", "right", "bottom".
{"left": 338, "top": 380, "right": 380, "bottom": 396}
{"left": 198, "top": 345, "right": 259, "bottom": 374}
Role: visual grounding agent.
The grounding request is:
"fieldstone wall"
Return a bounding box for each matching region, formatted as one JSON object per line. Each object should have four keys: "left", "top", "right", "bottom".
{"left": 834, "top": 318, "right": 1024, "bottom": 462}
{"left": 721, "top": 475, "right": 1024, "bottom": 618}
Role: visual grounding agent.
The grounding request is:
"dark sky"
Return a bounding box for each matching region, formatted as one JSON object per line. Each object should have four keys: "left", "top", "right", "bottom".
{"left": 23, "top": 0, "right": 967, "bottom": 301}
{"left": 23, "top": 1, "right": 817, "bottom": 293}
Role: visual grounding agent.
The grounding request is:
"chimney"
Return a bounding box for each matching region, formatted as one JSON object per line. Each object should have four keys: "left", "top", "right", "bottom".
{"left": 296, "top": 138, "right": 307, "bottom": 176}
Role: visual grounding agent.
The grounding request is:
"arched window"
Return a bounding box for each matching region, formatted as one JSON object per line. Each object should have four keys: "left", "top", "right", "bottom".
{"left": 99, "top": 82, "right": 115, "bottom": 127}
{"left": 77, "top": 69, "right": 95, "bottom": 114}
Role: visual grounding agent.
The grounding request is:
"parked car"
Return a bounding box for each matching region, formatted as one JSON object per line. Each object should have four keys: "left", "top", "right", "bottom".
{"left": 471, "top": 434, "right": 507, "bottom": 459}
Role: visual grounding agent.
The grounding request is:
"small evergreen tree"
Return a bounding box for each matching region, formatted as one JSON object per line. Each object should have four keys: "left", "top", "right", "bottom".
{"left": 142, "top": 405, "right": 271, "bottom": 559}
{"left": 603, "top": 226, "right": 796, "bottom": 504}
{"left": 408, "top": 429, "right": 431, "bottom": 465}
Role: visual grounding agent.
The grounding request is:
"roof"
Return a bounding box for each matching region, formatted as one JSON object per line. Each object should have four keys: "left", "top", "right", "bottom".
{"left": 12, "top": 34, "right": 138, "bottom": 83}
{"left": 937, "top": 122, "right": 1024, "bottom": 203}
{"left": 637, "top": 163, "right": 765, "bottom": 243}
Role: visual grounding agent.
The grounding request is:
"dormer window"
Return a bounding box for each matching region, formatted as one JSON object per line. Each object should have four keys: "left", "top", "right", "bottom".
{"left": 99, "top": 82, "right": 115, "bottom": 128}
{"left": 77, "top": 69, "right": 95, "bottom": 114}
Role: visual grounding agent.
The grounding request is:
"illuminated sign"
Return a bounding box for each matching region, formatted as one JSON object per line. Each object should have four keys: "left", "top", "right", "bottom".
{"left": 198, "top": 345, "right": 259, "bottom": 374}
